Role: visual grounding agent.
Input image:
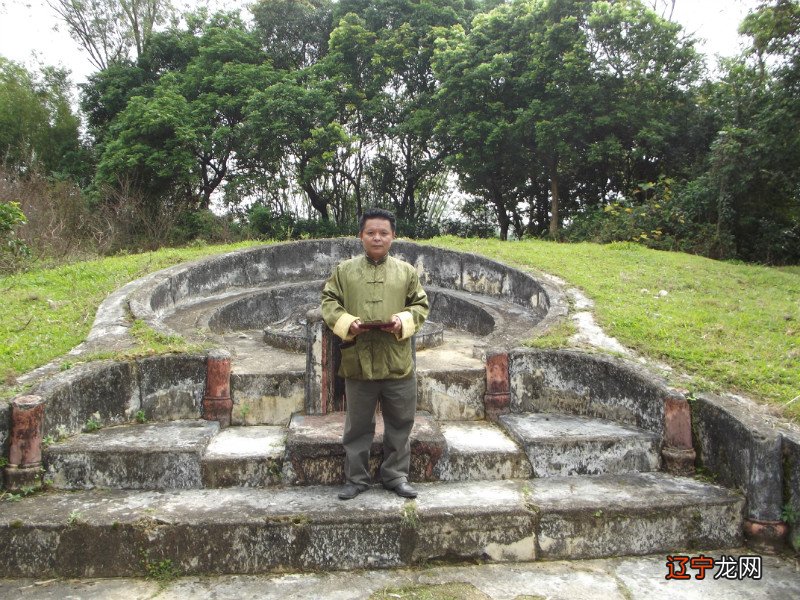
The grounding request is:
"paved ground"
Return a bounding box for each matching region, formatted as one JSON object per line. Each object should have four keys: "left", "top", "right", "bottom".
{"left": 2, "top": 551, "right": 799, "bottom": 599}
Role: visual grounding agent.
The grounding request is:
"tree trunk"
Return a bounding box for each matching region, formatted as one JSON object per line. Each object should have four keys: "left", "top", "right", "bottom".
{"left": 548, "top": 157, "right": 560, "bottom": 238}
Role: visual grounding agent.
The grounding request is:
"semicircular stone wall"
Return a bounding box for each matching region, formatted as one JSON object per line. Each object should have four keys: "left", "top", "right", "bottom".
{"left": 128, "top": 238, "right": 559, "bottom": 351}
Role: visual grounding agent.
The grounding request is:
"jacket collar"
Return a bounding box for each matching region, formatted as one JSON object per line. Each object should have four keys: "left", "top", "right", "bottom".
{"left": 363, "top": 252, "right": 389, "bottom": 266}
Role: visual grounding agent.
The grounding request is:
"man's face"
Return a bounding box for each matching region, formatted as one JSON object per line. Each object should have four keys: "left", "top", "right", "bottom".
{"left": 359, "top": 217, "right": 396, "bottom": 261}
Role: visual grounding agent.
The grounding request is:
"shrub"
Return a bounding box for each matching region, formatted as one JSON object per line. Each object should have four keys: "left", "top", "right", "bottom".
{"left": 0, "top": 200, "right": 31, "bottom": 272}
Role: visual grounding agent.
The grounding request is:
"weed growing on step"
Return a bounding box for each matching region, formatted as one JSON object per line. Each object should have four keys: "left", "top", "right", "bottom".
{"left": 781, "top": 503, "right": 798, "bottom": 525}
{"left": 401, "top": 501, "right": 420, "bottom": 529}
{"left": 143, "top": 556, "right": 181, "bottom": 587}
{"left": 135, "top": 410, "right": 147, "bottom": 424}
{"left": 83, "top": 413, "right": 102, "bottom": 433}
{"left": 1, "top": 485, "right": 37, "bottom": 502}
{"left": 0, "top": 457, "right": 7, "bottom": 468}
{"left": 694, "top": 466, "right": 717, "bottom": 483}
{"left": 68, "top": 509, "right": 85, "bottom": 525}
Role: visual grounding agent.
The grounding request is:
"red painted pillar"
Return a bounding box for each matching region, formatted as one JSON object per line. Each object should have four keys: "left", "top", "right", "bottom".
{"left": 661, "top": 391, "right": 696, "bottom": 476}
{"left": 484, "top": 352, "right": 510, "bottom": 422}
{"left": 5, "top": 395, "right": 45, "bottom": 491}
{"left": 203, "top": 349, "right": 232, "bottom": 428}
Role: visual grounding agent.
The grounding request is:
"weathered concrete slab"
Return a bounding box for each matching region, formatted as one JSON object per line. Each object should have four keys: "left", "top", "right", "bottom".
{"left": 35, "top": 361, "right": 139, "bottom": 437}
{"left": 5, "top": 551, "right": 800, "bottom": 599}
{"left": 44, "top": 421, "right": 219, "bottom": 490}
{"left": 692, "top": 393, "right": 783, "bottom": 522}
{"left": 231, "top": 372, "right": 305, "bottom": 426}
{"left": 0, "top": 475, "right": 742, "bottom": 577}
{"left": 136, "top": 355, "right": 205, "bottom": 421}
{"left": 531, "top": 472, "right": 744, "bottom": 560}
{"left": 509, "top": 349, "right": 667, "bottom": 434}
{"left": 285, "top": 412, "right": 445, "bottom": 485}
{"left": 201, "top": 426, "right": 285, "bottom": 488}
{"left": 416, "top": 368, "right": 486, "bottom": 420}
{"left": 434, "top": 421, "right": 532, "bottom": 481}
{"left": 783, "top": 431, "right": 800, "bottom": 552}
{"left": 500, "top": 413, "right": 660, "bottom": 476}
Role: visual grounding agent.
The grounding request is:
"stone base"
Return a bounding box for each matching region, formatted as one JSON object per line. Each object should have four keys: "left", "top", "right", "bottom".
{"left": 203, "top": 396, "right": 233, "bottom": 428}
{"left": 744, "top": 518, "right": 788, "bottom": 554}
{"left": 3, "top": 464, "right": 42, "bottom": 492}
{"left": 662, "top": 446, "right": 696, "bottom": 476}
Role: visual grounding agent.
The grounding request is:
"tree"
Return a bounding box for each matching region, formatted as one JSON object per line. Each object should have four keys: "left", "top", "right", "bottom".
{"left": 48, "top": 0, "right": 173, "bottom": 70}
{"left": 251, "top": 0, "right": 333, "bottom": 70}
{"left": 0, "top": 58, "right": 84, "bottom": 178}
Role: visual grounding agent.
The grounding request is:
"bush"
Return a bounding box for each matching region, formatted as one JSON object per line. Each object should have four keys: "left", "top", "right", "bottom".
{"left": 0, "top": 200, "right": 31, "bottom": 272}
{"left": 563, "top": 178, "right": 737, "bottom": 259}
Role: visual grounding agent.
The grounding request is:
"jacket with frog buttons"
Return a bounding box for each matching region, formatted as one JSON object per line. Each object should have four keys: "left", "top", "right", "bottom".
{"left": 320, "top": 253, "right": 429, "bottom": 380}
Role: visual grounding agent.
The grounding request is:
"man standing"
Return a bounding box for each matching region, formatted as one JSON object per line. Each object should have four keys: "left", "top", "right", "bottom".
{"left": 321, "top": 208, "right": 429, "bottom": 500}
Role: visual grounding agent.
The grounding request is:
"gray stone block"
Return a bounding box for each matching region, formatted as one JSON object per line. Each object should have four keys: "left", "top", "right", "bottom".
{"left": 201, "top": 426, "right": 285, "bottom": 487}
{"left": 0, "top": 475, "right": 743, "bottom": 577}
{"left": 434, "top": 422, "right": 532, "bottom": 481}
{"left": 509, "top": 349, "right": 666, "bottom": 434}
{"left": 783, "top": 432, "right": 800, "bottom": 550}
{"left": 232, "top": 372, "right": 305, "bottom": 426}
{"left": 35, "top": 361, "right": 138, "bottom": 437}
{"left": 137, "top": 355, "right": 206, "bottom": 421}
{"left": 500, "top": 413, "right": 660, "bottom": 477}
{"left": 532, "top": 472, "right": 744, "bottom": 559}
{"left": 44, "top": 420, "right": 219, "bottom": 489}
{"left": 692, "top": 393, "right": 784, "bottom": 522}
{"left": 416, "top": 369, "right": 486, "bottom": 420}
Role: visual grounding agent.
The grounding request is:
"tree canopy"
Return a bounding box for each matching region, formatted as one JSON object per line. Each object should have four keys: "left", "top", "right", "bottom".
{"left": 1, "top": 0, "right": 797, "bottom": 263}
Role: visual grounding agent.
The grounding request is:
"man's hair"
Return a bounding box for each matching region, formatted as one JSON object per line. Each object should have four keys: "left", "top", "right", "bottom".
{"left": 359, "top": 207, "right": 396, "bottom": 233}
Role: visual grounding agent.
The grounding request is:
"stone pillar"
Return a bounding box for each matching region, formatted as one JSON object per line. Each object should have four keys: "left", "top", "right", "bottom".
{"left": 203, "top": 349, "right": 232, "bottom": 428}
{"left": 5, "top": 395, "right": 45, "bottom": 491}
{"left": 661, "top": 391, "right": 696, "bottom": 476}
{"left": 484, "top": 352, "right": 510, "bottom": 422}
{"left": 743, "top": 434, "right": 787, "bottom": 553}
{"left": 305, "top": 309, "right": 345, "bottom": 415}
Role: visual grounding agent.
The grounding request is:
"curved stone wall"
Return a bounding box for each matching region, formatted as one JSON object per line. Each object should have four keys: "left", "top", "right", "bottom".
{"left": 128, "top": 239, "right": 554, "bottom": 331}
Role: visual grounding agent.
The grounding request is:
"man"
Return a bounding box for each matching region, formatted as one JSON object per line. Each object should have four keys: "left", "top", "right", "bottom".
{"left": 321, "top": 208, "right": 429, "bottom": 500}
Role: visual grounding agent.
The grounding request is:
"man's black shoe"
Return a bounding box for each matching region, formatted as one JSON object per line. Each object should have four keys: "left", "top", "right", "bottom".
{"left": 389, "top": 482, "right": 418, "bottom": 499}
{"left": 338, "top": 483, "right": 367, "bottom": 500}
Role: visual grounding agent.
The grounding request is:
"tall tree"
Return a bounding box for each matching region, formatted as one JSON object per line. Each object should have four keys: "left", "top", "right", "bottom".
{"left": 48, "top": 0, "right": 173, "bottom": 70}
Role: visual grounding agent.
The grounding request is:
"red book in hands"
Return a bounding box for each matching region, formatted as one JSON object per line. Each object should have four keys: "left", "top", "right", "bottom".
{"left": 360, "top": 321, "right": 394, "bottom": 330}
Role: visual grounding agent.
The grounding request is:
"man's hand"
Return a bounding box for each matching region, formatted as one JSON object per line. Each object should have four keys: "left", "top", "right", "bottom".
{"left": 386, "top": 315, "right": 402, "bottom": 335}
{"left": 349, "top": 319, "right": 364, "bottom": 337}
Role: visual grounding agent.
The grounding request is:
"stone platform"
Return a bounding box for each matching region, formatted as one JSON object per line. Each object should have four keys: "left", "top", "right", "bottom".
{"left": 0, "top": 475, "right": 743, "bottom": 577}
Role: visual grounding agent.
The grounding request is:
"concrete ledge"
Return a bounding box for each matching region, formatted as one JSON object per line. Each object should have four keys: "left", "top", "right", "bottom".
{"left": 500, "top": 413, "right": 661, "bottom": 477}
{"left": 231, "top": 372, "right": 305, "bottom": 426}
{"left": 532, "top": 473, "right": 744, "bottom": 560}
{"left": 692, "top": 394, "right": 784, "bottom": 524}
{"left": 0, "top": 475, "right": 743, "bottom": 577}
{"left": 44, "top": 421, "right": 219, "bottom": 490}
{"left": 509, "top": 349, "right": 667, "bottom": 434}
{"left": 417, "top": 368, "right": 486, "bottom": 421}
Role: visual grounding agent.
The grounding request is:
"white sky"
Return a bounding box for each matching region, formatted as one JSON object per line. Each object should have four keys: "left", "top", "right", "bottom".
{"left": 0, "top": 0, "right": 764, "bottom": 87}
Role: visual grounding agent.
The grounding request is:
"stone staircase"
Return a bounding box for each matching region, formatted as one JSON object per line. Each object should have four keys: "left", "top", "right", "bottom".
{"left": 0, "top": 395, "right": 743, "bottom": 578}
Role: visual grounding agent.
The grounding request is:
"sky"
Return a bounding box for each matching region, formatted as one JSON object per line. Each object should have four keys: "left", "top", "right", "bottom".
{"left": 0, "top": 0, "right": 765, "bottom": 87}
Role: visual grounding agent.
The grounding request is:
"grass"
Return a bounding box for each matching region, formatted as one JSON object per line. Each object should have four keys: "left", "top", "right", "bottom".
{"left": 1, "top": 236, "right": 798, "bottom": 420}
{"left": 0, "top": 241, "right": 263, "bottom": 390}
{"left": 429, "top": 237, "right": 800, "bottom": 420}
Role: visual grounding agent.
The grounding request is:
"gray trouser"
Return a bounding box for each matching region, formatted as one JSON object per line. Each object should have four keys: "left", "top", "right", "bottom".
{"left": 343, "top": 375, "right": 417, "bottom": 489}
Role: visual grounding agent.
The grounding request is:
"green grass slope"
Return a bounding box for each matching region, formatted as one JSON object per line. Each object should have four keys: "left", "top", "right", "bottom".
{"left": 1, "top": 237, "right": 798, "bottom": 419}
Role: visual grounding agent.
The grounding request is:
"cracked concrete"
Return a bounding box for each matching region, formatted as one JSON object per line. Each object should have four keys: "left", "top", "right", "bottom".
{"left": 1, "top": 552, "right": 798, "bottom": 599}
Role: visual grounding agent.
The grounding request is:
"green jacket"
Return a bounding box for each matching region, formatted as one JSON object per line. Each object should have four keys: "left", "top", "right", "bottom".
{"left": 321, "top": 253, "right": 429, "bottom": 380}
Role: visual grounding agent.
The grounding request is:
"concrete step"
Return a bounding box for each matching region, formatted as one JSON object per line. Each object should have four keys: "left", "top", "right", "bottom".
{"left": 0, "top": 474, "right": 743, "bottom": 577}
{"left": 201, "top": 426, "right": 285, "bottom": 488}
{"left": 44, "top": 420, "right": 219, "bottom": 490}
{"left": 499, "top": 413, "right": 661, "bottom": 477}
{"left": 284, "top": 411, "right": 446, "bottom": 485}
{"left": 434, "top": 421, "right": 532, "bottom": 481}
